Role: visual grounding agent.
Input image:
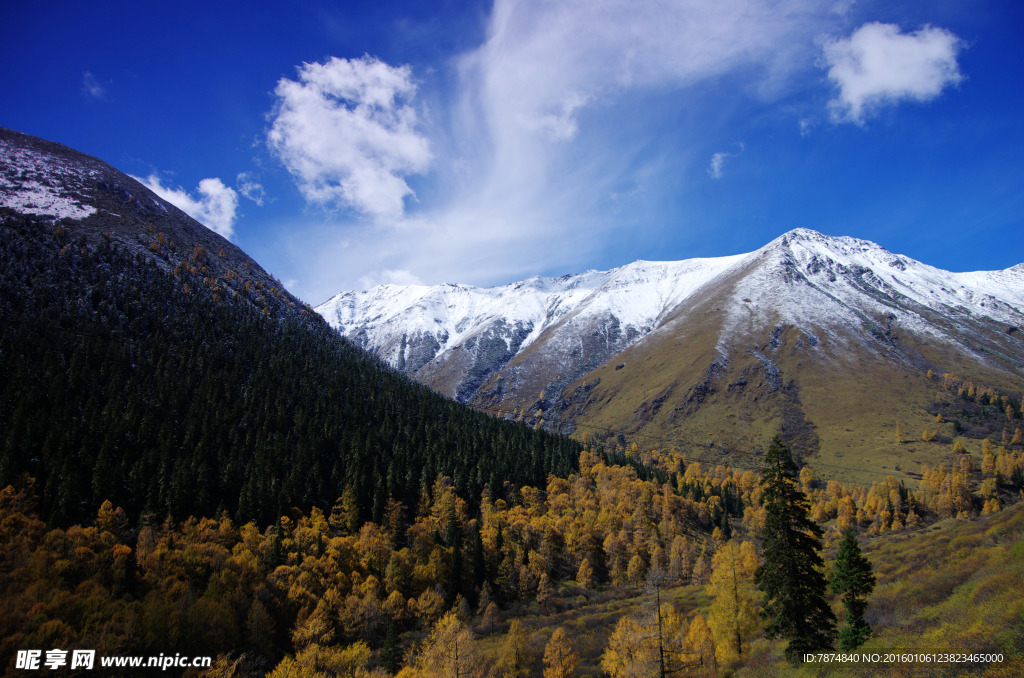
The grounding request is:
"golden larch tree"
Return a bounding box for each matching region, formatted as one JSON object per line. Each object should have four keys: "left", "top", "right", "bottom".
{"left": 496, "top": 619, "right": 531, "bottom": 678}
{"left": 707, "top": 540, "right": 760, "bottom": 666}
{"left": 543, "top": 626, "right": 578, "bottom": 678}
{"left": 404, "top": 611, "right": 486, "bottom": 678}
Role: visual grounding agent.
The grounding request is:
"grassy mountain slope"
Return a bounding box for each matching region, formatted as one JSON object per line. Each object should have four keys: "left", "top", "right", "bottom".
{"left": 496, "top": 247, "right": 1024, "bottom": 487}
{"left": 446, "top": 502, "right": 1024, "bottom": 677}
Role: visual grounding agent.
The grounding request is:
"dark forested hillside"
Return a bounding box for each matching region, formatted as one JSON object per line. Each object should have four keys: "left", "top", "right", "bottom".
{"left": 0, "top": 209, "right": 579, "bottom": 528}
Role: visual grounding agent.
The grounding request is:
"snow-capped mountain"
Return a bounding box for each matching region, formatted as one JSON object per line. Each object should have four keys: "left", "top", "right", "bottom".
{"left": 319, "top": 228, "right": 1023, "bottom": 400}
{"left": 718, "top": 228, "right": 1023, "bottom": 343}
{"left": 317, "top": 252, "right": 751, "bottom": 399}
{"left": 320, "top": 229, "right": 1024, "bottom": 467}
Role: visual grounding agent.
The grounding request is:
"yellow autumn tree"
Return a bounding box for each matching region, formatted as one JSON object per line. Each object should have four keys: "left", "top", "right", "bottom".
{"left": 268, "top": 641, "right": 373, "bottom": 678}
{"left": 707, "top": 540, "right": 760, "bottom": 666}
{"left": 404, "top": 611, "right": 486, "bottom": 678}
{"left": 576, "top": 558, "right": 595, "bottom": 589}
{"left": 602, "top": 616, "right": 656, "bottom": 677}
{"left": 495, "top": 619, "right": 532, "bottom": 678}
{"left": 291, "top": 591, "right": 340, "bottom": 649}
{"left": 601, "top": 588, "right": 691, "bottom": 677}
{"left": 837, "top": 496, "right": 857, "bottom": 532}
{"left": 543, "top": 626, "right": 578, "bottom": 678}
{"left": 684, "top": 613, "right": 716, "bottom": 673}
{"left": 982, "top": 446, "right": 997, "bottom": 475}
{"left": 800, "top": 466, "right": 815, "bottom": 496}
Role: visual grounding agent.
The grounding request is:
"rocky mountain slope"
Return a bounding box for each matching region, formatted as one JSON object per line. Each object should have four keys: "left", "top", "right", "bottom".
{"left": 319, "top": 229, "right": 1024, "bottom": 479}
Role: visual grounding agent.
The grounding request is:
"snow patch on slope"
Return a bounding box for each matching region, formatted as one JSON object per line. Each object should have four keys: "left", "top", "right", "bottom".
{"left": 0, "top": 139, "right": 98, "bottom": 220}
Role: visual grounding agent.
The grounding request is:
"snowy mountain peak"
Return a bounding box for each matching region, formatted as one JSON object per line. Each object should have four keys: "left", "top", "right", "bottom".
{"left": 766, "top": 227, "right": 902, "bottom": 265}
{"left": 317, "top": 229, "right": 1023, "bottom": 405}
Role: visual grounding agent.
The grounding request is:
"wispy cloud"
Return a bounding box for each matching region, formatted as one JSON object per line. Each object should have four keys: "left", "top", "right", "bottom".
{"left": 358, "top": 268, "right": 423, "bottom": 290}
{"left": 82, "top": 72, "right": 105, "bottom": 99}
{"left": 136, "top": 175, "right": 239, "bottom": 240}
{"left": 267, "top": 56, "right": 432, "bottom": 220}
{"left": 708, "top": 143, "right": 745, "bottom": 178}
{"left": 462, "top": 0, "right": 828, "bottom": 144}
{"left": 236, "top": 172, "right": 265, "bottom": 206}
{"left": 823, "top": 22, "right": 964, "bottom": 124}
{"left": 419, "top": 0, "right": 835, "bottom": 277}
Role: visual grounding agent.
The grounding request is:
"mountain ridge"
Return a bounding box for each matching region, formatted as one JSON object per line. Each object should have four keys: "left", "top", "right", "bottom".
{"left": 0, "top": 126, "right": 309, "bottom": 321}
{"left": 317, "top": 227, "right": 1024, "bottom": 479}
{"left": 318, "top": 227, "right": 1023, "bottom": 398}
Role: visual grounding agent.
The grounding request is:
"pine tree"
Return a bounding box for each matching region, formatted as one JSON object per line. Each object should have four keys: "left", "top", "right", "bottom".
{"left": 445, "top": 499, "right": 464, "bottom": 604}
{"left": 754, "top": 436, "right": 836, "bottom": 664}
{"left": 381, "top": 618, "right": 402, "bottom": 673}
{"left": 830, "top": 529, "right": 876, "bottom": 651}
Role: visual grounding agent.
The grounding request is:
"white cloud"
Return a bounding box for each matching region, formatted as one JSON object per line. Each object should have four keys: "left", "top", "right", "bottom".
{"left": 236, "top": 172, "right": 265, "bottom": 206}
{"left": 708, "top": 143, "right": 745, "bottom": 178}
{"left": 82, "top": 72, "right": 105, "bottom": 99}
{"left": 823, "top": 22, "right": 964, "bottom": 123}
{"left": 460, "top": 0, "right": 832, "bottom": 152}
{"left": 709, "top": 153, "right": 727, "bottom": 178}
{"left": 521, "top": 90, "right": 590, "bottom": 141}
{"left": 267, "top": 55, "right": 432, "bottom": 220}
{"left": 137, "top": 175, "right": 239, "bottom": 240}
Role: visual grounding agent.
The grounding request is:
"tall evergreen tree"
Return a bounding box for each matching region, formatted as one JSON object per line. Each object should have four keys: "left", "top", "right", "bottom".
{"left": 830, "top": 529, "right": 876, "bottom": 651}
{"left": 445, "top": 499, "right": 464, "bottom": 604}
{"left": 754, "top": 436, "right": 836, "bottom": 663}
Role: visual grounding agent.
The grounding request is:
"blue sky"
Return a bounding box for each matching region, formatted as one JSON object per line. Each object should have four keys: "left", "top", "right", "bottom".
{"left": 2, "top": 0, "right": 1022, "bottom": 305}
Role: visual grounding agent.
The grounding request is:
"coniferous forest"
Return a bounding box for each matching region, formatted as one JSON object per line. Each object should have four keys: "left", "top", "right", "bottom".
{"left": 0, "top": 213, "right": 579, "bottom": 529}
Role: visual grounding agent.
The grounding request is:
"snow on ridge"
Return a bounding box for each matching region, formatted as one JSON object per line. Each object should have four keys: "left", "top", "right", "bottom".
{"left": 318, "top": 253, "right": 757, "bottom": 366}
{"left": 0, "top": 180, "right": 97, "bottom": 220}
{"left": 319, "top": 227, "right": 1024, "bottom": 372}
{"left": 720, "top": 228, "right": 1024, "bottom": 353}
{"left": 0, "top": 138, "right": 98, "bottom": 220}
